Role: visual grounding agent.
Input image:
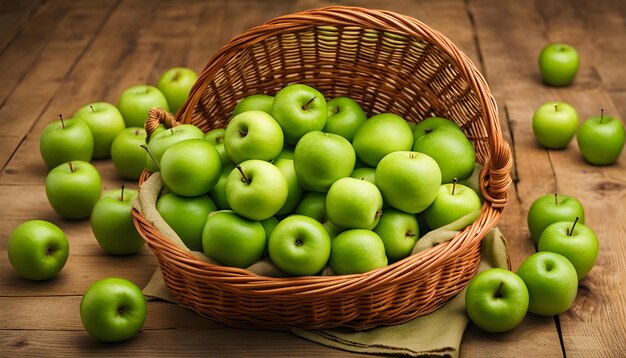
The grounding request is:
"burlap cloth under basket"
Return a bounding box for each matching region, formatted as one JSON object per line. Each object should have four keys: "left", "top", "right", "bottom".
{"left": 132, "top": 6, "right": 512, "bottom": 331}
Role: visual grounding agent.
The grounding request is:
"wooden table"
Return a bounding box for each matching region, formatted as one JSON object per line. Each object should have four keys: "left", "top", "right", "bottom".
{"left": 1, "top": 0, "right": 625, "bottom": 356}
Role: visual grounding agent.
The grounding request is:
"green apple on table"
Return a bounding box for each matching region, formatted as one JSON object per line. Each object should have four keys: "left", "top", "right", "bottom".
{"left": 375, "top": 151, "right": 442, "bottom": 214}
{"left": 117, "top": 84, "right": 170, "bottom": 128}
{"left": 80, "top": 277, "right": 147, "bottom": 342}
{"left": 527, "top": 193, "right": 585, "bottom": 245}
{"left": 91, "top": 186, "right": 145, "bottom": 255}
{"left": 39, "top": 114, "right": 94, "bottom": 170}
{"left": 293, "top": 130, "right": 356, "bottom": 192}
{"left": 350, "top": 167, "right": 376, "bottom": 185}
{"left": 224, "top": 110, "right": 284, "bottom": 163}
{"left": 202, "top": 211, "right": 266, "bottom": 268}
{"left": 373, "top": 208, "right": 419, "bottom": 263}
{"left": 272, "top": 84, "right": 327, "bottom": 145}
{"left": 295, "top": 191, "right": 342, "bottom": 238}
{"left": 352, "top": 113, "right": 414, "bottom": 167}
{"left": 45, "top": 161, "right": 102, "bottom": 220}
{"left": 7, "top": 220, "right": 69, "bottom": 280}
{"left": 422, "top": 180, "right": 482, "bottom": 230}
{"left": 577, "top": 110, "right": 625, "bottom": 165}
{"left": 232, "top": 94, "right": 274, "bottom": 117}
{"left": 268, "top": 215, "right": 331, "bottom": 276}
{"left": 273, "top": 158, "right": 304, "bottom": 216}
{"left": 208, "top": 163, "right": 235, "bottom": 210}
{"left": 538, "top": 217, "right": 599, "bottom": 280}
{"left": 157, "top": 66, "right": 198, "bottom": 114}
{"left": 532, "top": 102, "right": 579, "bottom": 149}
{"left": 329, "top": 229, "right": 388, "bottom": 275}
{"left": 144, "top": 124, "right": 205, "bottom": 172}
{"left": 412, "top": 125, "right": 475, "bottom": 183}
{"left": 465, "top": 268, "right": 529, "bottom": 333}
{"left": 157, "top": 193, "right": 217, "bottom": 252}
{"left": 73, "top": 102, "right": 126, "bottom": 159}
{"left": 326, "top": 177, "right": 383, "bottom": 229}
{"left": 160, "top": 139, "right": 222, "bottom": 197}
{"left": 225, "top": 160, "right": 288, "bottom": 220}
{"left": 111, "top": 127, "right": 147, "bottom": 180}
{"left": 516, "top": 251, "right": 578, "bottom": 316}
{"left": 205, "top": 127, "right": 232, "bottom": 165}
{"left": 538, "top": 43, "right": 579, "bottom": 87}
{"left": 323, "top": 96, "right": 367, "bottom": 141}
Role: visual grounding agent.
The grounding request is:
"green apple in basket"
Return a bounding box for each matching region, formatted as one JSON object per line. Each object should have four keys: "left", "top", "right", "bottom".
{"left": 232, "top": 94, "right": 274, "bottom": 117}
{"left": 293, "top": 130, "right": 356, "bottom": 193}
{"left": 412, "top": 116, "right": 461, "bottom": 138}
{"left": 157, "top": 192, "right": 217, "bottom": 252}
{"left": 224, "top": 110, "right": 284, "bottom": 163}
{"left": 7, "top": 220, "right": 69, "bottom": 280}
{"left": 272, "top": 84, "right": 327, "bottom": 145}
{"left": 144, "top": 124, "right": 205, "bottom": 172}
{"left": 326, "top": 177, "right": 383, "bottom": 230}
{"left": 39, "top": 114, "right": 94, "bottom": 170}
{"left": 295, "top": 191, "right": 342, "bottom": 239}
{"left": 422, "top": 180, "right": 482, "bottom": 230}
{"left": 157, "top": 66, "right": 198, "bottom": 114}
{"left": 208, "top": 163, "right": 236, "bottom": 210}
{"left": 373, "top": 208, "right": 419, "bottom": 263}
{"left": 268, "top": 215, "right": 331, "bottom": 276}
{"left": 350, "top": 167, "right": 376, "bottom": 185}
{"left": 352, "top": 113, "right": 414, "bottom": 167}
{"left": 160, "top": 139, "right": 222, "bottom": 197}
{"left": 323, "top": 96, "right": 367, "bottom": 141}
{"left": 204, "top": 127, "right": 232, "bottom": 165}
{"left": 273, "top": 158, "right": 304, "bottom": 216}
{"left": 73, "top": 102, "right": 126, "bottom": 159}
{"left": 329, "top": 229, "right": 388, "bottom": 275}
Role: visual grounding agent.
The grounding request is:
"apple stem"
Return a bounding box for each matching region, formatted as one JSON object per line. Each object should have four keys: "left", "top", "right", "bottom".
{"left": 134, "top": 128, "right": 141, "bottom": 136}
{"left": 302, "top": 97, "right": 316, "bottom": 110}
{"left": 554, "top": 103, "right": 558, "bottom": 112}
{"left": 90, "top": 105, "right": 94, "bottom": 112}
{"left": 554, "top": 193, "right": 558, "bottom": 205}
{"left": 600, "top": 109, "right": 604, "bottom": 124}
{"left": 376, "top": 210, "right": 383, "bottom": 218}
{"left": 59, "top": 114, "right": 65, "bottom": 129}
{"left": 452, "top": 178, "right": 458, "bottom": 195}
{"left": 494, "top": 281, "right": 505, "bottom": 299}
{"left": 120, "top": 184, "right": 125, "bottom": 201}
{"left": 567, "top": 217, "right": 580, "bottom": 236}
{"left": 68, "top": 162, "right": 75, "bottom": 173}
{"left": 424, "top": 128, "right": 433, "bottom": 134}
{"left": 236, "top": 164, "right": 250, "bottom": 184}
{"left": 140, "top": 144, "right": 160, "bottom": 171}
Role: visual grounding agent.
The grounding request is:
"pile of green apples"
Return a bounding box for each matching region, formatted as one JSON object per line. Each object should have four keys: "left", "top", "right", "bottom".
{"left": 148, "top": 83, "right": 483, "bottom": 277}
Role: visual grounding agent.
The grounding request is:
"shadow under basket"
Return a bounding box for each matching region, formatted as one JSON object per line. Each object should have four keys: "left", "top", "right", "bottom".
{"left": 132, "top": 6, "right": 512, "bottom": 331}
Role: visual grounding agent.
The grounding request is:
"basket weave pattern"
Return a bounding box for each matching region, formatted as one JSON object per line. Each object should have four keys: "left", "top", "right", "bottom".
{"left": 133, "top": 6, "right": 512, "bottom": 331}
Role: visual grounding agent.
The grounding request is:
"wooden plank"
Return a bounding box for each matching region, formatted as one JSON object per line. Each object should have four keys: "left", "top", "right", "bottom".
{"left": 0, "top": 0, "right": 43, "bottom": 53}
{"left": 0, "top": 253, "right": 157, "bottom": 296}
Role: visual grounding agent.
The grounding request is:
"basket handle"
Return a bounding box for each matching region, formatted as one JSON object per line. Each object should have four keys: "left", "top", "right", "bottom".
{"left": 145, "top": 108, "right": 180, "bottom": 142}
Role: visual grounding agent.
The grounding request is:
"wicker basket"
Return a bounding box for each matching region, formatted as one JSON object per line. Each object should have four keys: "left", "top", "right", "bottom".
{"left": 133, "top": 6, "right": 512, "bottom": 331}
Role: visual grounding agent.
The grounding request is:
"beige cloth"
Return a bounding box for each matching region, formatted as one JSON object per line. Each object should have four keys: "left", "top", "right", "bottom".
{"left": 135, "top": 164, "right": 509, "bottom": 357}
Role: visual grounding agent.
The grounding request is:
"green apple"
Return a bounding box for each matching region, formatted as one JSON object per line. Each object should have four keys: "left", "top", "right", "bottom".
{"left": 204, "top": 127, "right": 232, "bottom": 165}
{"left": 295, "top": 191, "right": 342, "bottom": 238}
{"left": 323, "top": 96, "right": 367, "bottom": 141}
{"left": 527, "top": 193, "right": 585, "bottom": 245}
{"left": 352, "top": 113, "right": 413, "bottom": 167}
{"left": 225, "top": 160, "right": 288, "bottom": 220}
{"left": 117, "top": 84, "right": 170, "bottom": 128}
{"left": 276, "top": 146, "right": 295, "bottom": 161}
{"left": 465, "top": 268, "right": 529, "bottom": 333}
{"left": 157, "top": 67, "right": 198, "bottom": 114}
{"left": 160, "top": 139, "right": 222, "bottom": 197}
{"left": 412, "top": 117, "right": 460, "bottom": 139}
{"left": 232, "top": 94, "right": 274, "bottom": 117}
{"left": 412, "top": 125, "right": 475, "bottom": 183}
{"left": 7, "top": 220, "right": 69, "bottom": 280}
{"left": 373, "top": 208, "right": 419, "bottom": 263}
{"left": 208, "top": 163, "right": 235, "bottom": 210}
{"left": 157, "top": 193, "right": 216, "bottom": 252}
{"left": 538, "top": 43, "right": 579, "bottom": 87}
{"left": 39, "top": 115, "right": 94, "bottom": 170}
{"left": 329, "top": 229, "right": 388, "bottom": 275}
{"left": 293, "top": 131, "right": 355, "bottom": 192}
{"left": 111, "top": 127, "right": 147, "bottom": 180}
{"left": 271, "top": 84, "right": 327, "bottom": 144}
{"left": 224, "top": 110, "right": 284, "bottom": 163}
{"left": 422, "top": 181, "right": 482, "bottom": 230}
{"left": 202, "top": 211, "right": 266, "bottom": 268}
{"left": 91, "top": 187, "right": 144, "bottom": 255}
{"left": 516, "top": 251, "right": 578, "bottom": 316}
{"left": 73, "top": 102, "right": 126, "bottom": 159}
{"left": 532, "top": 102, "right": 578, "bottom": 149}
{"left": 80, "top": 277, "right": 147, "bottom": 342}
{"left": 273, "top": 158, "right": 304, "bottom": 216}
{"left": 268, "top": 215, "right": 331, "bottom": 276}
{"left": 375, "top": 151, "right": 442, "bottom": 214}
{"left": 350, "top": 167, "right": 376, "bottom": 185}
{"left": 538, "top": 218, "right": 599, "bottom": 280}
{"left": 577, "top": 111, "right": 625, "bottom": 165}
{"left": 326, "top": 177, "right": 383, "bottom": 229}
{"left": 45, "top": 161, "right": 102, "bottom": 220}
{"left": 145, "top": 124, "right": 205, "bottom": 172}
